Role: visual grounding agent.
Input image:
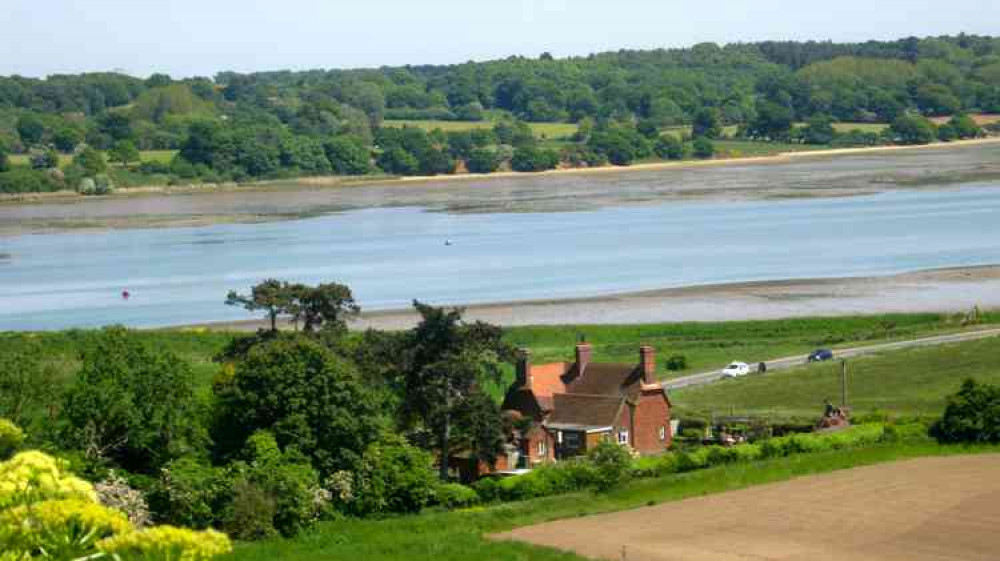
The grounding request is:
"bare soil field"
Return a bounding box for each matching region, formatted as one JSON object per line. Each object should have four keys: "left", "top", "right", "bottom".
{"left": 499, "top": 455, "right": 1000, "bottom": 561}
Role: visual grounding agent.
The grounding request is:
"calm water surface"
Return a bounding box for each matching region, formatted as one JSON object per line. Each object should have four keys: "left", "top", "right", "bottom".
{"left": 1, "top": 185, "right": 999, "bottom": 330}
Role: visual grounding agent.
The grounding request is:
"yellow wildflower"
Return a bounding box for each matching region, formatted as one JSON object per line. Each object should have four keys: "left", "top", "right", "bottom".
{"left": 0, "top": 451, "right": 96, "bottom": 509}
{"left": 0, "top": 498, "right": 131, "bottom": 557}
{"left": 98, "top": 525, "right": 233, "bottom": 561}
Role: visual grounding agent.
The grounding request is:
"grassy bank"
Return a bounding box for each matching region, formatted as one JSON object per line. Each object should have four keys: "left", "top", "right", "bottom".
{"left": 226, "top": 442, "right": 1000, "bottom": 561}
{"left": 673, "top": 335, "right": 1000, "bottom": 419}
{"left": 3, "top": 312, "right": 995, "bottom": 395}
{"left": 381, "top": 119, "right": 578, "bottom": 139}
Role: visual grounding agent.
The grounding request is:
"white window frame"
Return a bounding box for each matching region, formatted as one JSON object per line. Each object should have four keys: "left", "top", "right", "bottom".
{"left": 659, "top": 426, "right": 667, "bottom": 441}
{"left": 617, "top": 430, "right": 629, "bottom": 445}
{"left": 537, "top": 440, "right": 547, "bottom": 457}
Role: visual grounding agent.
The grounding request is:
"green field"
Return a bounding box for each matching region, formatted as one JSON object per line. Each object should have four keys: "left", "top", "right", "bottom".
{"left": 227, "top": 443, "right": 999, "bottom": 561}
{"left": 3, "top": 312, "right": 994, "bottom": 397}
{"left": 382, "top": 119, "right": 578, "bottom": 139}
{"left": 831, "top": 122, "right": 889, "bottom": 133}
{"left": 505, "top": 313, "right": 997, "bottom": 379}
{"left": 673, "top": 336, "right": 1000, "bottom": 419}
{"left": 8, "top": 149, "right": 177, "bottom": 168}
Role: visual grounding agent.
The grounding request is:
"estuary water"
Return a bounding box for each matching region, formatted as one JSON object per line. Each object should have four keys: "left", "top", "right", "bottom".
{"left": 1, "top": 184, "right": 999, "bottom": 330}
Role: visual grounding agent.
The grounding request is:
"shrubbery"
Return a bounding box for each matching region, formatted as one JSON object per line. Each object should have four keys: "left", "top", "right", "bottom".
{"left": 0, "top": 419, "right": 24, "bottom": 460}
{"left": 932, "top": 379, "right": 1000, "bottom": 443}
{"left": 0, "top": 450, "right": 230, "bottom": 559}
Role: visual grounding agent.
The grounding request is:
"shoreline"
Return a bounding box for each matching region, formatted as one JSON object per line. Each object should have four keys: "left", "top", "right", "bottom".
{"left": 177, "top": 264, "right": 1000, "bottom": 332}
{"left": 3, "top": 136, "right": 999, "bottom": 206}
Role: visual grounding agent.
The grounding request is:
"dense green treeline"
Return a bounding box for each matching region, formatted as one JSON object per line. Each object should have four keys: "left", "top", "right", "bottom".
{"left": 1, "top": 34, "right": 999, "bottom": 193}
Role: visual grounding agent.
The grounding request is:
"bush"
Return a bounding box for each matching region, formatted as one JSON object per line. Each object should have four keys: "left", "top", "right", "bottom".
{"left": 510, "top": 145, "right": 560, "bottom": 172}
{"left": 433, "top": 483, "right": 479, "bottom": 509}
{"left": 0, "top": 168, "right": 64, "bottom": 194}
{"left": 347, "top": 436, "right": 437, "bottom": 516}
{"left": 466, "top": 148, "right": 500, "bottom": 174}
{"left": 0, "top": 450, "right": 230, "bottom": 560}
{"left": 587, "top": 441, "right": 632, "bottom": 492}
{"left": 0, "top": 420, "right": 24, "bottom": 460}
{"left": 226, "top": 431, "right": 325, "bottom": 538}
{"left": 147, "top": 458, "right": 230, "bottom": 530}
{"left": 932, "top": 379, "right": 1000, "bottom": 443}
{"left": 692, "top": 136, "right": 715, "bottom": 159}
{"left": 665, "top": 354, "right": 687, "bottom": 371}
{"left": 471, "top": 477, "right": 500, "bottom": 503}
{"left": 223, "top": 479, "right": 278, "bottom": 541}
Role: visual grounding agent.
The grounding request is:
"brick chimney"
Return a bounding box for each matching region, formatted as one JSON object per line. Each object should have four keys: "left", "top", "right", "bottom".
{"left": 575, "top": 342, "right": 592, "bottom": 372}
{"left": 640, "top": 345, "right": 656, "bottom": 384}
{"left": 516, "top": 349, "right": 532, "bottom": 388}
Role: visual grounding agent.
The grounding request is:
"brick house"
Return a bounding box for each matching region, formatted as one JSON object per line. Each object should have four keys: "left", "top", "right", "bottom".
{"left": 498, "top": 343, "right": 672, "bottom": 469}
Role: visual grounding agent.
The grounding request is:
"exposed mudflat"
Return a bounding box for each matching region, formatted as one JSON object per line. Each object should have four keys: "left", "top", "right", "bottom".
{"left": 195, "top": 266, "right": 1000, "bottom": 332}
{"left": 497, "top": 454, "right": 1000, "bottom": 561}
{"left": 2, "top": 140, "right": 1000, "bottom": 236}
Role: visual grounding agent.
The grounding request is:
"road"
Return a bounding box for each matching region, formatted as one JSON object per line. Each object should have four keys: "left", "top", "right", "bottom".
{"left": 663, "top": 327, "right": 1000, "bottom": 390}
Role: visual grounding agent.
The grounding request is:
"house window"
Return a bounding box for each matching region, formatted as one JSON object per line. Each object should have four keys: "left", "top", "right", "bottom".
{"left": 537, "top": 440, "right": 548, "bottom": 457}
{"left": 564, "top": 431, "right": 581, "bottom": 448}
{"left": 659, "top": 426, "right": 667, "bottom": 441}
{"left": 617, "top": 430, "right": 629, "bottom": 445}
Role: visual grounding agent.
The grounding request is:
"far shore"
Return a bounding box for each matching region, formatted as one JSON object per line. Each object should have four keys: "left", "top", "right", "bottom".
{"left": 4, "top": 136, "right": 1000, "bottom": 206}
{"left": 177, "top": 265, "right": 1000, "bottom": 333}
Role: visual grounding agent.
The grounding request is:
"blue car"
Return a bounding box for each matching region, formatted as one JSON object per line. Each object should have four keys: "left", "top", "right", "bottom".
{"left": 807, "top": 349, "right": 834, "bottom": 362}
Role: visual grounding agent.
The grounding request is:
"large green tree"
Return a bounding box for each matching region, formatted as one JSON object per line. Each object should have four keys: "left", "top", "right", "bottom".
{"left": 212, "top": 335, "right": 383, "bottom": 474}
{"left": 60, "top": 327, "right": 204, "bottom": 473}
{"left": 400, "top": 302, "right": 513, "bottom": 480}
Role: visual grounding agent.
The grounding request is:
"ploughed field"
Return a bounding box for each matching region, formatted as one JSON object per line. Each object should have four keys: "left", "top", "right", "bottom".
{"left": 499, "top": 455, "right": 1000, "bottom": 561}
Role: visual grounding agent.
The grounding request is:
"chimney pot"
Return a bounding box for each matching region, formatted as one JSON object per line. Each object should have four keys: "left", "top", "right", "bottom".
{"left": 516, "top": 349, "right": 532, "bottom": 388}
{"left": 640, "top": 345, "right": 656, "bottom": 384}
{"left": 575, "top": 343, "right": 592, "bottom": 372}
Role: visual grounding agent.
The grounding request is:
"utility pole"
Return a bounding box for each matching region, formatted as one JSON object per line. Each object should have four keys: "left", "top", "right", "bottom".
{"left": 840, "top": 359, "right": 848, "bottom": 408}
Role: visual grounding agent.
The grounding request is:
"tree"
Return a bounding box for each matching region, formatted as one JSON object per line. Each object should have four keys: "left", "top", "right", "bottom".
{"left": 73, "top": 147, "right": 107, "bottom": 175}
{"left": 0, "top": 343, "right": 60, "bottom": 426}
{"left": 0, "top": 143, "right": 9, "bottom": 172}
{"left": 510, "top": 145, "right": 560, "bottom": 172}
{"left": 376, "top": 146, "right": 419, "bottom": 175}
{"left": 937, "top": 123, "right": 958, "bottom": 142}
{"left": 324, "top": 135, "right": 372, "bottom": 175}
{"left": 691, "top": 107, "right": 722, "bottom": 139}
{"left": 109, "top": 140, "right": 140, "bottom": 166}
{"left": 16, "top": 114, "right": 45, "bottom": 145}
{"left": 692, "top": 136, "right": 715, "bottom": 159}
{"left": 226, "top": 279, "right": 298, "bottom": 332}
{"left": 890, "top": 115, "right": 937, "bottom": 145}
{"left": 915, "top": 84, "right": 962, "bottom": 117}
{"left": 948, "top": 114, "right": 981, "bottom": 139}
{"left": 29, "top": 150, "right": 59, "bottom": 170}
{"left": 401, "top": 302, "right": 513, "bottom": 480}
{"left": 636, "top": 119, "right": 659, "bottom": 139}
{"left": 212, "top": 336, "right": 383, "bottom": 474}
{"left": 748, "top": 101, "right": 794, "bottom": 141}
{"left": 801, "top": 114, "right": 836, "bottom": 145}
{"left": 60, "top": 327, "right": 203, "bottom": 473}
{"left": 465, "top": 148, "right": 500, "bottom": 174}
{"left": 346, "top": 435, "right": 437, "bottom": 516}
{"left": 293, "top": 282, "right": 360, "bottom": 335}
{"left": 932, "top": 379, "right": 1000, "bottom": 443}
{"left": 654, "top": 135, "right": 686, "bottom": 160}
{"left": 53, "top": 126, "right": 84, "bottom": 153}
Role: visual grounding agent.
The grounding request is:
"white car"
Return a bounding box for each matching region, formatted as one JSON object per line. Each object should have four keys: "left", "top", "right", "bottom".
{"left": 721, "top": 361, "right": 750, "bottom": 378}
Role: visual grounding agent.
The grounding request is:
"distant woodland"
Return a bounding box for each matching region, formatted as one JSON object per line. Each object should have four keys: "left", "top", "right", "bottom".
{"left": 2, "top": 34, "right": 999, "bottom": 193}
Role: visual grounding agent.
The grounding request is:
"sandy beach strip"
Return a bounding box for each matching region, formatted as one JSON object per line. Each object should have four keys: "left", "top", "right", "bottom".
{"left": 180, "top": 265, "right": 1000, "bottom": 332}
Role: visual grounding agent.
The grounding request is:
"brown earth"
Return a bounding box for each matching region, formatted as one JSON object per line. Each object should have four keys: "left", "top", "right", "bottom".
{"left": 498, "top": 455, "right": 1000, "bottom": 561}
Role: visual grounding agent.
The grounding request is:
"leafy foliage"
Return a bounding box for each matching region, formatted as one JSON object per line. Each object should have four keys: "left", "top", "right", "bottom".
{"left": 932, "top": 379, "right": 1000, "bottom": 443}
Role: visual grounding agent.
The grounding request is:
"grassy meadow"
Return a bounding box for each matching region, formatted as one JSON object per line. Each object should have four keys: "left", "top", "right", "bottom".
{"left": 382, "top": 119, "right": 579, "bottom": 139}
{"left": 672, "top": 335, "right": 1000, "bottom": 419}
{"left": 226, "top": 442, "right": 1000, "bottom": 561}
{"left": 8, "top": 149, "right": 178, "bottom": 168}
{"left": 3, "top": 311, "right": 995, "bottom": 399}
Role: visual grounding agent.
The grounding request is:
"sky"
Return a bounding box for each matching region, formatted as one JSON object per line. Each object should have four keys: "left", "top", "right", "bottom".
{"left": 4, "top": 0, "right": 1000, "bottom": 78}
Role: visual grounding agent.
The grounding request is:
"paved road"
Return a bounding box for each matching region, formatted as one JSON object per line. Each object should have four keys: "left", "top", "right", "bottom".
{"left": 663, "top": 327, "right": 1000, "bottom": 391}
